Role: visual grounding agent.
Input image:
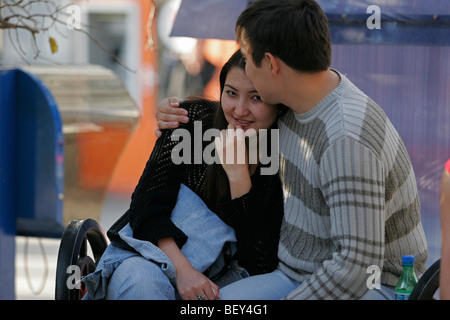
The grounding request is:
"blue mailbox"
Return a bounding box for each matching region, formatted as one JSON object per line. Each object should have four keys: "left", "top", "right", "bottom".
{"left": 0, "top": 69, "right": 18, "bottom": 299}
{"left": 0, "top": 65, "right": 139, "bottom": 299}
{"left": 0, "top": 68, "right": 65, "bottom": 299}
{"left": 17, "top": 69, "right": 66, "bottom": 237}
{"left": 1, "top": 68, "right": 65, "bottom": 238}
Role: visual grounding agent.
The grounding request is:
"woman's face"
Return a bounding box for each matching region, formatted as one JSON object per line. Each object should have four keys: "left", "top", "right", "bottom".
{"left": 221, "top": 67, "right": 278, "bottom": 132}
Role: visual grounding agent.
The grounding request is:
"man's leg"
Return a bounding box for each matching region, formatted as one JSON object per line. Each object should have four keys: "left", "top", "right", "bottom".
{"left": 219, "top": 269, "right": 301, "bottom": 300}
{"left": 359, "top": 284, "right": 395, "bottom": 300}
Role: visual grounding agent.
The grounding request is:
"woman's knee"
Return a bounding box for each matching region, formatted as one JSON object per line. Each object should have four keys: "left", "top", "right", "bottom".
{"left": 106, "top": 256, "right": 175, "bottom": 300}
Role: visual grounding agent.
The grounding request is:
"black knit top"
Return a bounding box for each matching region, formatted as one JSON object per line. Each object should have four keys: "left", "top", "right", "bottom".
{"left": 111, "top": 99, "right": 283, "bottom": 276}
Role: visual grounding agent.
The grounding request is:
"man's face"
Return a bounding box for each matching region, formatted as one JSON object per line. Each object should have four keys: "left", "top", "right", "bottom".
{"left": 239, "top": 44, "right": 278, "bottom": 105}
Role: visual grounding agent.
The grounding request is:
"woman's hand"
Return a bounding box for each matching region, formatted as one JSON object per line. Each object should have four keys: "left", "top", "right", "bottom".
{"left": 155, "top": 97, "right": 189, "bottom": 137}
{"left": 158, "top": 237, "right": 219, "bottom": 300}
{"left": 215, "top": 124, "right": 252, "bottom": 198}
{"left": 176, "top": 265, "right": 220, "bottom": 300}
{"left": 215, "top": 124, "right": 248, "bottom": 179}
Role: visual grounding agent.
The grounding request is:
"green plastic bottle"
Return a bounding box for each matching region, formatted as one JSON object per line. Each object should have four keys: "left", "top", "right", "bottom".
{"left": 395, "top": 255, "right": 418, "bottom": 300}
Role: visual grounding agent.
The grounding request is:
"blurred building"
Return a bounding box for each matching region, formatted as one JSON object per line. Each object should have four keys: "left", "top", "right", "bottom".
{"left": 0, "top": 0, "right": 160, "bottom": 195}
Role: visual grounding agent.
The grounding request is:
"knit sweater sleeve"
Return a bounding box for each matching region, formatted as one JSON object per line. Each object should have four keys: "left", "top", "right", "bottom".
{"left": 129, "top": 100, "right": 216, "bottom": 248}
{"left": 284, "top": 137, "right": 386, "bottom": 300}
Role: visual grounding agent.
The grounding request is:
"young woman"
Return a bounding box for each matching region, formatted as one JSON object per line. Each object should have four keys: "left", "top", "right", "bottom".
{"left": 82, "top": 50, "right": 285, "bottom": 300}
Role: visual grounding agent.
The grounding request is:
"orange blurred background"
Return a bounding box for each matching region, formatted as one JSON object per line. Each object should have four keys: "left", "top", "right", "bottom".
{"left": 76, "top": 0, "right": 238, "bottom": 196}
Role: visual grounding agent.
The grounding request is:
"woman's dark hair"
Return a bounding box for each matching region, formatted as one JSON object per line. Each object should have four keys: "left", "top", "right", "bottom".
{"left": 203, "top": 50, "right": 246, "bottom": 210}
{"left": 236, "top": 0, "right": 331, "bottom": 72}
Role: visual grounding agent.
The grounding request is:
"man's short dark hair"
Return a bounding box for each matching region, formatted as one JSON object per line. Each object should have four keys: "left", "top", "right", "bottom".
{"left": 236, "top": 0, "right": 332, "bottom": 72}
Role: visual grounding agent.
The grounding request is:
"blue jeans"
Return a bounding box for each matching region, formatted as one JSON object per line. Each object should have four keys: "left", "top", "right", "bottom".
{"left": 219, "top": 269, "right": 395, "bottom": 300}
{"left": 82, "top": 184, "right": 240, "bottom": 300}
{"left": 219, "top": 269, "right": 302, "bottom": 300}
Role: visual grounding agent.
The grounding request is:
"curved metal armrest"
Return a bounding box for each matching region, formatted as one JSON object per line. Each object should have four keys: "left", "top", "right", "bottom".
{"left": 55, "top": 219, "right": 109, "bottom": 300}
{"left": 409, "top": 259, "right": 440, "bottom": 300}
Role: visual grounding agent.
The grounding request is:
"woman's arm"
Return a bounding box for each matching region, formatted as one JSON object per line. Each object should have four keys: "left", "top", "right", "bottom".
{"left": 128, "top": 119, "right": 188, "bottom": 246}
{"left": 127, "top": 100, "right": 220, "bottom": 299}
{"left": 129, "top": 100, "right": 216, "bottom": 247}
{"left": 158, "top": 237, "right": 220, "bottom": 300}
{"left": 214, "top": 124, "right": 252, "bottom": 199}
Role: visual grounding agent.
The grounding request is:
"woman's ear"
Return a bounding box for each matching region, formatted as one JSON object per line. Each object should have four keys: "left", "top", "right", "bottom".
{"left": 264, "top": 52, "right": 281, "bottom": 77}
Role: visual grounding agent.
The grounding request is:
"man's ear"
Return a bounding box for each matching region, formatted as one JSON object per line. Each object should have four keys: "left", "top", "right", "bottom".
{"left": 265, "top": 52, "right": 281, "bottom": 76}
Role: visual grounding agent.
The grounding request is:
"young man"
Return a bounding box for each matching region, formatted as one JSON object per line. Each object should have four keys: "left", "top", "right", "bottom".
{"left": 156, "top": 0, "right": 428, "bottom": 300}
{"left": 218, "top": 0, "right": 428, "bottom": 300}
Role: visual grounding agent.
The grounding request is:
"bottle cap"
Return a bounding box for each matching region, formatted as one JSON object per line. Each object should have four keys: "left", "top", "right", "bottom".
{"left": 402, "top": 255, "right": 415, "bottom": 266}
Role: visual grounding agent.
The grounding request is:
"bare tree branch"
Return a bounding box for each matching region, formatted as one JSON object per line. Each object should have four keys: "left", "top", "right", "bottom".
{"left": 0, "top": 0, "right": 160, "bottom": 70}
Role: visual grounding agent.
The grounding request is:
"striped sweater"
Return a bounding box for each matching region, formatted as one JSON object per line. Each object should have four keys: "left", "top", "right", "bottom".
{"left": 277, "top": 71, "right": 428, "bottom": 300}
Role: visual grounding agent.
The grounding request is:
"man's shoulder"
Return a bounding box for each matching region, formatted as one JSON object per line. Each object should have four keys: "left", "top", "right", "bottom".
{"left": 334, "top": 74, "right": 388, "bottom": 129}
